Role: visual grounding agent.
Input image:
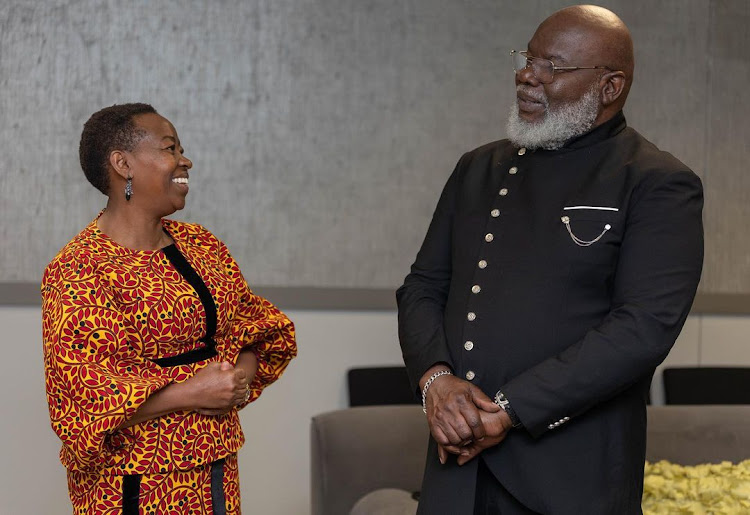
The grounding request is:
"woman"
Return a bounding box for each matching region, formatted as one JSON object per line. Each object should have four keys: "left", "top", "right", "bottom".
{"left": 41, "top": 103, "right": 297, "bottom": 514}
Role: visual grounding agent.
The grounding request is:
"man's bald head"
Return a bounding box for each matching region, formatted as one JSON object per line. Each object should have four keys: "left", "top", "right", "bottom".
{"left": 534, "top": 5, "right": 634, "bottom": 110}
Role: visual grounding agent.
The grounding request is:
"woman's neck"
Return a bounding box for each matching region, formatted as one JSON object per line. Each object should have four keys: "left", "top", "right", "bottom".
{"left": 98, "top": 202, "right": 174, "bottom": 251}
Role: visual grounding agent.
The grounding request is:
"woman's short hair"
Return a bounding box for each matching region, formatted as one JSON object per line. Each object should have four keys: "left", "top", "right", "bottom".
{"left": 79, "top": 103, "right": 157, "bottom": 195}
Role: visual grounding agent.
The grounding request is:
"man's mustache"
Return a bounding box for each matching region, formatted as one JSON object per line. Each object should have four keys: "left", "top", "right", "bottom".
{"left": 517, "top": 85, "right": 547, "bottom": 105}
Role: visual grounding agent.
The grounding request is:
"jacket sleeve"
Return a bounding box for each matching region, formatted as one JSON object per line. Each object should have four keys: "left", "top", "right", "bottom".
{"left": 41, "top": 252, "right": 173, "bottom": 470}
{"left": 217, "top": 239, "right": 297, "bottom": 405}
{"left": 397, "top": 157, "right": 466, "bottom": 392}
{"left": 501, "top": 169, "right": 704, "bottom": 437}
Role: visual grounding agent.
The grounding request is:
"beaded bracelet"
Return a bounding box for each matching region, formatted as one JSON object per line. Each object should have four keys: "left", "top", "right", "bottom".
{"left": 421, "top": 369, "right": 452, "bottom": 413}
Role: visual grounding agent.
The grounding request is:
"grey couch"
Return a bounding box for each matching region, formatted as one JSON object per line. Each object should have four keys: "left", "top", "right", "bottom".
{"left": 310, "top": 405, "right": 750, "bottom": 515}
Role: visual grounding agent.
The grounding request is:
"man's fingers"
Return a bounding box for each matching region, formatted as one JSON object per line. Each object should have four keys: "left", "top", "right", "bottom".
{"left": 430, "top": 425, "right": 453, "bottom": 447}
{"left": 442, "top": 444, "right": 465, "bottom": 455}
{"left": 437, "top": 444, "right": 448, "bottom": 465}
{"left": 430, "top": 407, "right": 472, "bottom": 445}
{"left": 470, "top": 387, "right": 501, "bottom": 413}
{"left": 457, "top": 447, "right": 481, "bottom": 466}
{"left": 457, "top": 403, "right": 487, "bottom": 441}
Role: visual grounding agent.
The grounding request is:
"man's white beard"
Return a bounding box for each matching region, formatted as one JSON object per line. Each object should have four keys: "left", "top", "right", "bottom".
{"left": 506, "top": 83, "right": 600, "bottom": 150}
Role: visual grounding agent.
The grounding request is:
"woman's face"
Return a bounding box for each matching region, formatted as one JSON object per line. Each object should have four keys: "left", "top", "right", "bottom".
{"left": 124, "top": 113, "right": 193, "bottom": 217}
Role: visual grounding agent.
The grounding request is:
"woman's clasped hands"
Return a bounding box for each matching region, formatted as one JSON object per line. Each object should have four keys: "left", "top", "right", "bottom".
{"left": 187, "top": 361, "right": 249, "bottom": 416}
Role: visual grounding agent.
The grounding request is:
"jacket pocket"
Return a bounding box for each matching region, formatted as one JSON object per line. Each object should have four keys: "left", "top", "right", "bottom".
{"left": 560, "top": 206, "right": 619, "bottom": 247}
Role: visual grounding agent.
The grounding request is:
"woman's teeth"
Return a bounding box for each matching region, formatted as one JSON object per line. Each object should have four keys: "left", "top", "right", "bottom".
{"left": 172, "top": 178, "right": 189, "bottom": 185}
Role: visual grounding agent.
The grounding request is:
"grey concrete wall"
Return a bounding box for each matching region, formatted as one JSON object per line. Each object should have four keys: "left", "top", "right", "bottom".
{"left": 1, "top": 0, "right": 747, "bottom": 296}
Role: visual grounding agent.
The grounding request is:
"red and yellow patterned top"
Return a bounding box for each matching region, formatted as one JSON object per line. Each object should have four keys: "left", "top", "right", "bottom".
{"left": 41, "top": 216, "right": 297, "bottom": 476}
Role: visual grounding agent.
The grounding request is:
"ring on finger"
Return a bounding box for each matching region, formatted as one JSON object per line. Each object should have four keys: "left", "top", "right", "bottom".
{"left": 243, "top": 383, "right": 251, "bottom": 403}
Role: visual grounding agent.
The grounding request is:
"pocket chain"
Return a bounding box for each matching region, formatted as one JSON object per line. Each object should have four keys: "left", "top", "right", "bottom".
{"left": 561, "top": 216, "right": 611, "bottom": 247}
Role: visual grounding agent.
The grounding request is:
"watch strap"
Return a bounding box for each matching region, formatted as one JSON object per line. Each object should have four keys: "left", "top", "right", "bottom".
{"left": 494, "top": 391, "right": 522, "bottom": 428}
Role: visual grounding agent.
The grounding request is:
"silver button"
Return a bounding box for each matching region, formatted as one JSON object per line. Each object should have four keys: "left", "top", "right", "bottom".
{"left": 465, "top": 370, "right": 476, "bottom": 380}
{"left": 485, "top": 233, "right": 494, "bottom": 242}
{"left": 464, "top": 341, "right": 474, "bottom": 351}
{"left": 563, "top": 416, "right": 570, "bottom": 421}
{"left": 548, "top": 424, "right": 555, "bottom": 430}
{"left": 478, "top": 260, "right": 487, "bottom": 269}
{"left": 553, "top": 421, "right": 560, "bottom": 427}
{"left": 499, "top": 188, "right": 508, "bottom": 196}
{"left": 509, "top": 166, "right": 518, "bottom": 175}
{"left": 518, "top": 147, "right": 526, "bottom": 155}
{"left": 471, "top": 285, "right": 481, "bottom": 294}
{"left": 491, "top": 209, "right": 500, "bottom": 217}
{"left": 467, "top": 312, "right": 476, "bottom": 321}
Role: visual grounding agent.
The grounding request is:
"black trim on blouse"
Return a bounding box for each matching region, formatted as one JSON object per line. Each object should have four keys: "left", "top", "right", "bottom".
{"left": 151, "top": 244, "right": 218, "bottom": 367}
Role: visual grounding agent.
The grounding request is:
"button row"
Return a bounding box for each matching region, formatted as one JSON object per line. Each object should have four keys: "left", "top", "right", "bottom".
{"left": 547, "top": 416, "right": 570, "bottom": 430}
{"left": 464, "top": 156, "right": 526, "bottom": 389}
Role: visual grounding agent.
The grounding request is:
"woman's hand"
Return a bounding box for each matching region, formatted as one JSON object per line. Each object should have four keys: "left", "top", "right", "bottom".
{"left": 195, "top": 350, "right": 259, "bottom": 415}
{"left": 187, "top": 361, "right": 248, "bottom": 415}
{"left": 117, "top": 361, "right": 249, "bottom": 428}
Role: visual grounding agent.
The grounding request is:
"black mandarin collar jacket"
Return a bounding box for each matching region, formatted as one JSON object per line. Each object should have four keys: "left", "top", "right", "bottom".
{"left": 397, "top": 112, "right": 704, "bottom": 514}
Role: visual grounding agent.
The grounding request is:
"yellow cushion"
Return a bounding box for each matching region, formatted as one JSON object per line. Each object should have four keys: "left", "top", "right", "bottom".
{"left": 643, "top": 460, "right": 750, "bottom": 514}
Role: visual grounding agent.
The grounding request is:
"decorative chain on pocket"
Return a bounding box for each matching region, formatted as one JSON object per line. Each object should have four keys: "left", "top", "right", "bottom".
{"left": 561, "top": 216, "right": 611, "bottom": 247}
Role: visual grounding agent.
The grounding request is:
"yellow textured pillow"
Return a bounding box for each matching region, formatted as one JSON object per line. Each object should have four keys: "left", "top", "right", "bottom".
{"left": 642, "top": 460, "right": 750, "bottom": 514}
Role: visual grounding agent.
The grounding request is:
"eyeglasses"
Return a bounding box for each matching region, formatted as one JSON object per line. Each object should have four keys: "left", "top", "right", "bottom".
{"left": 510, "top": 50, "right": 611, "bottom": 84}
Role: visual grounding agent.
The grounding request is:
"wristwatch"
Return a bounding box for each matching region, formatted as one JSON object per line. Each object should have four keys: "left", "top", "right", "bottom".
{"left": 494, "top": 391, "right": 522, "bottom": 428}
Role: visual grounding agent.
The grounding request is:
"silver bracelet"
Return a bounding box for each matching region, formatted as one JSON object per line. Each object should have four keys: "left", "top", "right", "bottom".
{"left": 421, "top": 369, "right": 452, "bottom": 413}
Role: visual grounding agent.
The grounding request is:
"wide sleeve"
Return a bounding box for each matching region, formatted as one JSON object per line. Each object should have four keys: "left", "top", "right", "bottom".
{"left": 502, "top": 169, "right": 704, "bottom": 437}
{"left": 41, "top": 252, "right": 173, "bottom": 470}
{"left": 396, "top": 157, "right": 465, "bottom": 392}
{"left": 217, "top": 240, "right": 297, "bottom": 404}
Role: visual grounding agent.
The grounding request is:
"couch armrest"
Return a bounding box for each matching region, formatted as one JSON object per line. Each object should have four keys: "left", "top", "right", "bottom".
{"left": 646, "top": 405, "right": 750, "bottom": 465}
{"left": 311, "top": 405, "right": 428, "bottom": 515}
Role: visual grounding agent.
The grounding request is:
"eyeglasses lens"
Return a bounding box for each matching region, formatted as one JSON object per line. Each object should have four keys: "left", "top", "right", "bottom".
{"left": 512, "top": 52, "right": 554, "bottom": 83}
{"left": 511, "top": 52, "right": 528, "bottom": 73}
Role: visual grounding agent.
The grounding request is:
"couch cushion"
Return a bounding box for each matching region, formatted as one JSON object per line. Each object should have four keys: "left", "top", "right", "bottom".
{"left": 349, "top": 488, "right": 418, "bottom": 515}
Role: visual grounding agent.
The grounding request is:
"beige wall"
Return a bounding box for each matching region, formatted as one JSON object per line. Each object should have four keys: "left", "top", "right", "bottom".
{"left": 4, "top": 306, "right": 749, "bottom": 514}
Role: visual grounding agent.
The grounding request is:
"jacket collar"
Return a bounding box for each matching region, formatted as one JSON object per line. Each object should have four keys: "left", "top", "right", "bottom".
{"left": 562, "top": 110, "right": 627, "bottom": 150}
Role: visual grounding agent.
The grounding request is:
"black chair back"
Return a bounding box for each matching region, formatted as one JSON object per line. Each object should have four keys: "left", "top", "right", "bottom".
{"left": 347, "top": 366, "right": 418, "bottom": 407}
{"left": 663, "top": 367, "right": 750, "bottom": 404}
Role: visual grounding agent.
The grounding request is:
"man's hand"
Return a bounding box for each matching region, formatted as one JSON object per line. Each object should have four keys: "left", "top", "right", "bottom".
{"left": 421, "top": 365, "right": 500, "bottom": 450}
{"left": 439, "top": 409, "right": 513, "bottom": 465}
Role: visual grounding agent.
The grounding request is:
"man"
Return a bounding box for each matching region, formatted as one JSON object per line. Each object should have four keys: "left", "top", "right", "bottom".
{"left": 397, "top": 5, "right": 703, "bottom": 514}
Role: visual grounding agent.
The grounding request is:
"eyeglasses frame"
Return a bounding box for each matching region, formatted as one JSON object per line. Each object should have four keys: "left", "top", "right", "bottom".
{"left": 510, "top": 50, "right": 612, "bottom": 84}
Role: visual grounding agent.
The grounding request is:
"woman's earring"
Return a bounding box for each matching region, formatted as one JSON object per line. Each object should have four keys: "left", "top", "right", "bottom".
{"left": 125, "top": 176, "right": 133, "bottom": 201}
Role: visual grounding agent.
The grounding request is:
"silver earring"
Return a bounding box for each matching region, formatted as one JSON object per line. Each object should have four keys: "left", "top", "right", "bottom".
{"left": 125, "top": 176, "right": 133, "bottom": 201}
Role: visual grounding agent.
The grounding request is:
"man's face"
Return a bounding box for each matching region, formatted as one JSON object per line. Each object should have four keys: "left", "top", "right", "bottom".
{"left": 516, "top": 21, "right": 604, "bottom": 124}
{"left": 506, "top": 21, "right": 605, "bottom": 150}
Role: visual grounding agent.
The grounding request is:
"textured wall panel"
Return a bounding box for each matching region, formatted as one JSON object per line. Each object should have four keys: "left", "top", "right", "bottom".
{"left": 701, "top": 0, "right": 750, "bottom": 293}
{"left": 0, "top": 0, "right": 745, "bottom": 296}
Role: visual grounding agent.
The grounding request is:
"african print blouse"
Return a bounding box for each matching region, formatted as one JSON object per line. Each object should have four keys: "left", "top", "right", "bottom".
{"left": 41, "top": 216, "right": 297, "bottom": 475}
